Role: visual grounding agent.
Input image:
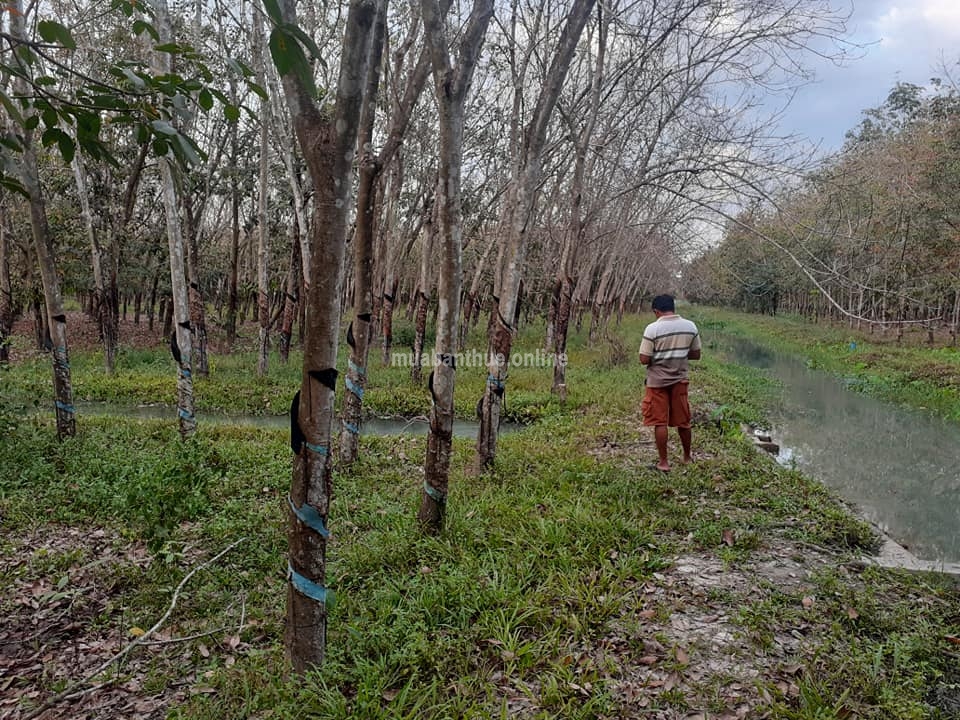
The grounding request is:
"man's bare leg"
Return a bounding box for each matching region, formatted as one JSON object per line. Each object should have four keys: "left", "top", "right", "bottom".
{"left": 678, "top": 426, "right": 692, "bottom": 464}
{"left": 654, "top": 425, "right": 670, "bottom": 471}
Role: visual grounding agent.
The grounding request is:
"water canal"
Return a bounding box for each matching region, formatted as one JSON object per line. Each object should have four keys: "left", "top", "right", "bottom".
{"left": 72, "top": 401, "right": 515, "bottom": 439}
{"left": 718, "top": 336, "right": 960, "bottom": 565}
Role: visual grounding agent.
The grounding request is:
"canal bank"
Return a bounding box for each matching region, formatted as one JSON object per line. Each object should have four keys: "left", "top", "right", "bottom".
{"left": 716, "top": 329, "right": 960, "bottom": 571}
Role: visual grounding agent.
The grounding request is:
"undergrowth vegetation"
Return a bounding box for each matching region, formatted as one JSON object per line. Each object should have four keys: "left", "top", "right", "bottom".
{"left": 1, "top": 309, "right": 958, "bottom": 719}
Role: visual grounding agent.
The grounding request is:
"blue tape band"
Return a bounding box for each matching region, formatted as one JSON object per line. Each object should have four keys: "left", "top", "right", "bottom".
{"left": 55, "top": 401, "right": 75, "bottom": 413}
{"left": 287, "top": 564, "right": 329, "bottom": 605}
{"left": 346, "top": 377, "right": 364, "bottom": 400}
{"left": 304, "top": 442, "right": 328, "bottom": 456}
{"left": 343, "top": 421, "right": 360, "bottom": 435}
{"left": 181, "top": 368, "right": 192, "bottom": 378}
{"left": 178, "top": 408, "right": 195, "bottom": 420}
{"left": 55, "top": 346, "right": 67, "bottom": 355}
{"left": 487, "top": 374, "right": 505, "bottom": 389}
{"left": 348, "top": 359, "right": 366, "bottom": 377}
{"left": 288, "top": 496, "right": 330, "bottom": 538}
{"left": 423, "top": 480, "right": 447, "bottom": 502}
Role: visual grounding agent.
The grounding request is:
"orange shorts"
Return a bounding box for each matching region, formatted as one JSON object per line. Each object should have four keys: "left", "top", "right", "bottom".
{"left": 641, "top": 382, "right": 691, "bottom": 428}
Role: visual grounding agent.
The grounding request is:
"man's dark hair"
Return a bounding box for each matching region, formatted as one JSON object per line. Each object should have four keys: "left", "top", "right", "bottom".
{"left": 652, "top": 294, "right": 675, "bottom": 312}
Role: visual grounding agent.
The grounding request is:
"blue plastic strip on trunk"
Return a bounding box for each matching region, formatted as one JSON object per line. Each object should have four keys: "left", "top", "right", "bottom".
{"left": 288, "top": 496, "right": 331, "bottom": 538}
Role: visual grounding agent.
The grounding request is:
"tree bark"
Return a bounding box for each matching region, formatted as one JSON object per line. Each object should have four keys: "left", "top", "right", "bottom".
{"left": 0, "top": 204, "right": 12, "bottom": 365}
{"left": 12, "top": 0, "right": 75, "bottom": 439}
{"left": 411, "top": 198, "right": 436, "bottom": 384}
{"left": 418, "top": 0, "right": 494, "bottom": 532}
{"left": 279, "top": 225, "right": 302, "bottom": 363}
{"left": 277, "top": 0, "right": 378, "bottom": 673}
{"left": 339, "top": 1, "right": 388, "bottom": 465}
{"left": 476, "top": 0, "right": 595, "bottom": 470}
{"left": 154, "top": 0, "right": 195, "bottom": 439}
{"left": 72, "top": 155, "right": 118, "bottom": 374}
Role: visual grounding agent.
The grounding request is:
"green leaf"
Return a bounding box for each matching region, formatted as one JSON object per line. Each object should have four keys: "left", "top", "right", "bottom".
{"left": 226, "top": 58, "right": 253, "bottom": 78}
{"left": 25, "top": 115, "right": 40, "bottom": 131}
{"left": 0, "top": 90, "right": 24, "bottom": 127}
{"left": 132, "top": 20, "right": 159, "bottom": 41}
{"left": 247, "top": 81, "right": 268, "bottom": 101}
{"left": 223, "top": 104, "right": 240, "bottom": 123}
{"left": 119, "top": 66, "right": 147, "bottom": 91}
{"left": 197, "top": 88, "right": 213, "bottom": 112}
{"left": 283, "top": 23, "right": 325, "bottom": 68}
{"left": 136, "top": 123, "right": 151, "bottom": 144}
{"left": 41, "top": 108, "right": 59, "bottom": 129}
{"left": 262, "top": 0, "right": 283, "bottom": 25}
{"left": 0, "top": 134, "right": 23, "bottom": 152}
{"left": 40, "top": 127, "right": 74, "bottom": 164}
{"left": 153, "top": 42, "right": 187, "bottom": 54}
{"left": 57, "top": 134, "right": 75, "bottom": 163}
{"left": 269, "top": 28, "right": 316, "bottom": 98}
{"left": 170, "top": 133, "right": 202, "bottom": 166}
{"left": 37, "top": 20, "right": 77, "bottom": 50}
{"left": 152, "top": 137, "right": 169, "bottom": 156}
{"left": 0, "top": 175, "right": 28, "bottom": 197}
{"left": 15, "top": 44, "right": 37, "bottom": 66}
{"left": 150, "top": 120, "right": 177, "bottom": 136}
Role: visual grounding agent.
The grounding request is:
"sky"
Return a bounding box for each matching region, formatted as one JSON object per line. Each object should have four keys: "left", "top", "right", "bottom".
{"left": 777, "top": 0, "right": 960, "bottom": 154}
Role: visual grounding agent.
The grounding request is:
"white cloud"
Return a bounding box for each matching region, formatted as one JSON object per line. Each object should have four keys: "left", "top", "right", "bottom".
{"left": 871, "top": 1, "right": 960, "bottom": 50}
{"left": 920, "top": 0, "right": 960, "bottom": 27}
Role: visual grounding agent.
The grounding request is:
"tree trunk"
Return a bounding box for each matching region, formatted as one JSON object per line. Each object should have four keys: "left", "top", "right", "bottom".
{"left": 154, "top": 0, "right": 195, "bottom": 439}
{"left": 185, "top": 205, "right": 209, "bottom": 377}
{"left": 226, "top": 80, "right": 241, "bottom": 348}
{"left": 418, "top": 0, "right": 493, "bottom": 532}
{"left": 476, "top": 0, "right": 595, "bottom": 470}
{"left": 460, "top": 235, "right": 493, "bottom": 350}
{"left": 277, "top": 0, "right": 378, "bottom": 673}
{"left": 340, "top": 2, "right": 388, "bottom": 466}
{"left": 412, "top": 198, "right": 436, "bottom": 384}
{"left": 0, "top": 206, "right": 12, "bottom": 365}
{"left": 12, "top": 0, "right": 74, "bottom": 439}
{"left": 279, "top": 225, "right": 302, "bottom": 363}
{"left": 72, "top": 155, "right": 118, "bottom": 374}
{"left": 255, "top": 9, "right": 271, "bottom": 377}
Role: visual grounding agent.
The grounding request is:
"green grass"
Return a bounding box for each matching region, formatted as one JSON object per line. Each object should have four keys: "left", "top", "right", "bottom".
{"left": 1, "top": 310, "right": 958, "bottom": 719}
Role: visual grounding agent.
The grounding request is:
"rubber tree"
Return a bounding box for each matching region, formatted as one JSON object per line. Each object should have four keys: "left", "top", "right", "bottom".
{"left": 0, "top": 199, "right": 13, "bottom": 365}
{"left": 476, "top": 0, "right": 595, "bottom": 470}
{"left": 9, "top": 0, "right": 76, "bottom": 439}
{"left": 411, "top": 193, "right": 436, "bottom": 384}
{"left": 339, "top": 6, "right": 440, "bottom": 464}
{"left": 71, "top": 153, "right": 119, "bottom": 374}
{"left": 271, "top": 0, "right": 379, "bottom": 672}
{"left": 552, "top": 3, "right": 606, "bottom": 397}
{"left": 152, "top": 0, "right": 196, "bottom": 439}
{"left": 417, "top": 0, "right": 494, "bottom": 531}
{"left": 254, "top": 5, "right": 271, "bottom": 377}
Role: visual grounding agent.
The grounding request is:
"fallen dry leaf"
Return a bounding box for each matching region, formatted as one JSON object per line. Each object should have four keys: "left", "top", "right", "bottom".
{"left": 676, "top": 647, "right": 690, "bottom": 665}
{"left": 721, "top": 529, "right": 736, "bottom": 547}
{"left": 801, "top": 596, "right": 814, "bottom": 609}
{"left": 846, "top": 607, "right": 859, "bottom": 620}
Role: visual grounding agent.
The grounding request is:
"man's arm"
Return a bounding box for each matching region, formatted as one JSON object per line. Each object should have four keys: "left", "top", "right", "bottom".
{"left": 688, "top": 348, "right": 701, "bottom": 361}
{"left": 639, "top": 352, "right": 652, "bottom": 365}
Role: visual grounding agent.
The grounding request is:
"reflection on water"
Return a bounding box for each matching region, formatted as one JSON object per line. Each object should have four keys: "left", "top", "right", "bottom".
{"left": 721, "top": 336, "right": 960, "bottom": 564}
{"left": 72, "top": 402, "right": 512, "bottom": 439}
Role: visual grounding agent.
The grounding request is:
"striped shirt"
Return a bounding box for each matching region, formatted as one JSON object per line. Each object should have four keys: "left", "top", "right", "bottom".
{"left": 639, "top": 314, "right": 701, "bottom": 387}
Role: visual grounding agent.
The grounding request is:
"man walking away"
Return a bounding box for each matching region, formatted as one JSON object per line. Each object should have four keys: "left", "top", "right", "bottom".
{"left": 638, "top": 295, "right": 701, "bottom": 472}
